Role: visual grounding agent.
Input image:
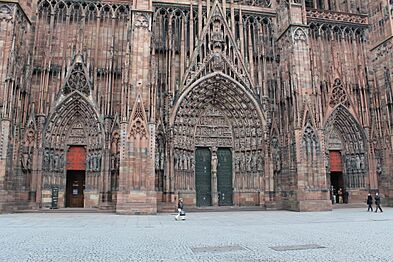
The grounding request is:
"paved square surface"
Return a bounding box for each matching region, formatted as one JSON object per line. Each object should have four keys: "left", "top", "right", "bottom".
{"left": 0, "top": 208, "right": 392, "bottom": 261}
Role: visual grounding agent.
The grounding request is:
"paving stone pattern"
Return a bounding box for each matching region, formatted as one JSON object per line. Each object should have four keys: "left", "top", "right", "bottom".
{"left": 0, "top": 208, "right": 392, "bottom": 262}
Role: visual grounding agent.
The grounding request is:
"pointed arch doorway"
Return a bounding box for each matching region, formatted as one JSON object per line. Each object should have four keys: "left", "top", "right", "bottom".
{"left": 169, "top": 72, "right": 266, "bottom": 207}
{"left": 325, "top": 105, "right": 369, "bottom": 203}
{"left": 65, "top": 146, "right": 86, "bottom": 207}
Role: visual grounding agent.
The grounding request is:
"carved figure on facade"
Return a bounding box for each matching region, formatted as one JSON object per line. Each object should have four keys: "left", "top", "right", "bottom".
{"left": 293, "top": 27, "right": 307, "bottom": 43}
{"left": 111, "top": 131, "right": 120, "bottom": 171}
{"left": 21, "top": 129, "right": 35, "bottom": 172}
{"left": 271, "top": 136, "right": 281, "bottom": 172}
{"left": 211, "top": 147, "right": 218, "bottom": 176}
{"left": 96, "top": 153, "right": 102, "bottom": 171}
{"left": 0, "top": 4, "right": 14, "bottom": 22}
{"left": 257, "top": 152, "right": 264, "bottom": 172}
{"left": 376, "top": 159, "right": 382, "bottom": 177}
{"left": 134, "top": 13, "right": 150, "bottom": 30}
{"left": 43, "top": 150, "right": 50, "bottom": 171}
{"left": 58, "top": 153, "right": 64, "bottom": 171}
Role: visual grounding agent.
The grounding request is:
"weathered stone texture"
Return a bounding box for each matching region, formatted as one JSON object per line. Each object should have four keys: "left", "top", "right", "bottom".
{"left": 1, "top": 0, "right": 393, "bottom": 213}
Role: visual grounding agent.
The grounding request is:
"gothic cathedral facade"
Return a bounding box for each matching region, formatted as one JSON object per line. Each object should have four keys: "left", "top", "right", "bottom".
{"left": 1, "top": 0, "right": 392, "bottom": 213}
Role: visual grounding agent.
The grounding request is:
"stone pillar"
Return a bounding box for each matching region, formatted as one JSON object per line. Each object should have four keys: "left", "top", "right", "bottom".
{"left": 276, "top": 1, "right": 331, "bottom": 211}
{"left": 116, "top": 0, "right": 157, "bottom": 214}
{"left": 367, "top": 0, "right": 393, "bottom": 206}
{"left": 211, "top": 147, "right": 218, "bottom": 206}
{"left": 0, "top": 119, "right": 14, "bottom": 212}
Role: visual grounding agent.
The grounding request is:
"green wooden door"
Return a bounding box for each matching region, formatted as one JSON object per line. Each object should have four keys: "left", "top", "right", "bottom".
{"left": 217, "top": 148, "right": 233, "bottom": 206}
{"left": 195, "top": 147, "right": 212, "bottom": 206}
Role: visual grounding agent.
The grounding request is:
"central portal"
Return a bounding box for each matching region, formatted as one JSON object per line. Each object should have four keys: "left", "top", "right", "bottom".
{"left": 195, "top": 147, "right": 233, "bottom": 207}
{"left": 171, "top": 72, "right": 266, "bottom": 208}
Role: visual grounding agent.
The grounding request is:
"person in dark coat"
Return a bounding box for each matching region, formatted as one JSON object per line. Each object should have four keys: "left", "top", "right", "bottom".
{"left": 367, "top": 193, "right": 373, "bottom": 212}
{"left": 344, "top": 190, "right": 349, "bottom": 204}
{"left": 175, "top": 198, "right": 184, "bottom": 220}
{"left": 375, "top": 193, "right": 383, "bottom": 213}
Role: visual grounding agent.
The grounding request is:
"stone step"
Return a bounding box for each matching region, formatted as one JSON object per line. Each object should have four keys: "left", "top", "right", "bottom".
{"left": 176, "top": 205, "right": 267, "bottom": 213}
{"left": 332, "top": 202, "right": 367, "bottom": 209}
{"left": 157, "top": 202, "right": 177, "bottom": 213}
{"left": 14, "top": 208, "right": 115, "bottom": 213}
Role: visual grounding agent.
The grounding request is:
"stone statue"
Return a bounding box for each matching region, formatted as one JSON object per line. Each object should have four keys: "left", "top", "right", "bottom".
{"left": 96, "top": 154, "right": 102, "bottom": 171}
{"left": 43, "top": 151, "right": 50, "bottom": 171}
{"left": 211, "top": 152, "right": 218, "bottom": 174}
{"left": 111, "top": 132, "right": 120, "bottom": 154}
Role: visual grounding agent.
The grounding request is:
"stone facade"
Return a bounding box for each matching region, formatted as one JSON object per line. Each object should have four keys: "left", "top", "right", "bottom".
{"left": 0, "top": 0, "right": 392, "bottom": 214}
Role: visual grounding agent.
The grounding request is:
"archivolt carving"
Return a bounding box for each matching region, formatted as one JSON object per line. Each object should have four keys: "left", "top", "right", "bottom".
{"left": 42, "top": 92, "right": 104, "bottom": 190}
{"left": 171, "top": 73, "right": 265, "bottom": 191}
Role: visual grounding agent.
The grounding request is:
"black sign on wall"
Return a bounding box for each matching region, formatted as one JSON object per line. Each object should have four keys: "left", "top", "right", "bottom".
{"left": 51, "top": 186, "right": 59, "bottom": 209}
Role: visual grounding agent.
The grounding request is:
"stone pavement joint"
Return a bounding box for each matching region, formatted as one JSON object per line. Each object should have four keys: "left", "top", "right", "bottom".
{"left": 269, "top": 244, "right": 326, "bottom": 251}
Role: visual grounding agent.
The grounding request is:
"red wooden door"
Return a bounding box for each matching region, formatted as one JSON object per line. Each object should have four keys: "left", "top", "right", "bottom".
{"left": 329, "top": 151, "right": 342, "bottom": 172}
{"left": 66, "top": 146, "right": 86, "bottom": 170}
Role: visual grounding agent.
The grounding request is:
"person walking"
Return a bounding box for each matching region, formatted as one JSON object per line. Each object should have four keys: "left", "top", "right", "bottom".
{"left": 175, "top": 198, "right": 185, "bottom": 220}
{"left": 344, "top": 190, "right": 349, "bottom": 204}
{"left": 375, "top": 193, "right": 383, "bottom": 213}
{"left": 367, "top": 193, "right": 373, "bottom": 212}
{"left": 338, "top": 188, "right": 343, "bottom": 204}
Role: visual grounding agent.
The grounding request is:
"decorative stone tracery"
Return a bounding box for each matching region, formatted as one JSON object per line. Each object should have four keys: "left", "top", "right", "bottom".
{"left": 63, "top": 63, "right": 90, "bottom": 96}
{"left": 329, "top": 79, "right": 350, "bottom": 108}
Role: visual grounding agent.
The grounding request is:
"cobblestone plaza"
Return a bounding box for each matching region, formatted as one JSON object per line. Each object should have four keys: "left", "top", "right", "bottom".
{"left": 1, "top": 208, "right": 392, "bottom": 262}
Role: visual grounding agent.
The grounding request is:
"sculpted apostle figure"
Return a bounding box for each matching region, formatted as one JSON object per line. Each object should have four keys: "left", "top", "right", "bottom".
{"left": 211, "top": 149, "right": 218, "bottom": 176}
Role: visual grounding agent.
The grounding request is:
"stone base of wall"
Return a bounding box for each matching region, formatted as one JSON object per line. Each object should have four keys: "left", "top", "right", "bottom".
{"left": 176, "top": 191, "right": 196, "bottom": 206}
{"left": 116, "top": 190, "right": 157, "bottom": 215}
{"left": 277, "top": 199, "right": 332, "bottom": 212}
{"left": 176, "top": 191, "right": 264, "bottom": 207}
{"left": 345, "top": 189, "right": 368, "bottom": 203}
{"left": 0, "top": 190, "right": 15, "bottom": 213}
{"left": 297, "top": 200, "right": 332, "bottom": 212}
{"left": 234, "top": 192, "right": 263, "bottom": 206}
{"left": 84, "top": 191, "right": 99, "bottom": 208}
{"left": 384, "top": 196, "right": 393, "bottom": 207}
